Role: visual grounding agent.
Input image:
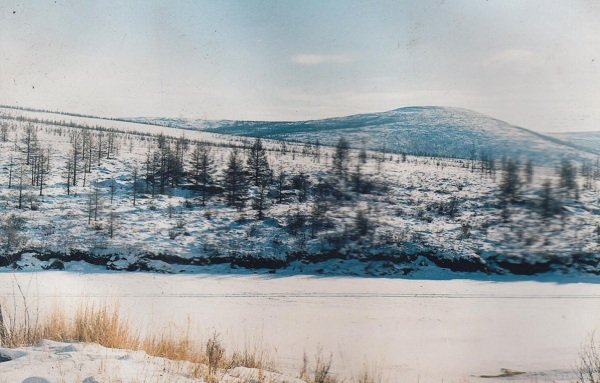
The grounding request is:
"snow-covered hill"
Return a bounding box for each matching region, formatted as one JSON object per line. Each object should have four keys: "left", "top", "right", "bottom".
{"left": 550, "top": 131, "right": 600, "bottom": 156}
{"left": 0, "top": 105, "right": 599, "bottom": 278}
{"left": 129, "top": 106, "right": 593, "bottom": 163}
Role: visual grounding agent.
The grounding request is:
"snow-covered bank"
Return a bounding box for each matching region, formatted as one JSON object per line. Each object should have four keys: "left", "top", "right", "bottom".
{"left": 0, "top": 340, "right": 303, "bottom": 383}
{"left": 1, "top": 272, "right": 599, "bottom": 382}
{"left": 0, "top": 340, "right": 200, "bottom": 383}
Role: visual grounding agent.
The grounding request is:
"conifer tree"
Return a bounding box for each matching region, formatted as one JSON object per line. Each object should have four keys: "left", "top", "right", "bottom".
{"left": 500, "top": 159, "right": 521, "bottom": 203}
{"left": 223, "top": 149, "right": 248, "bottom": 210}
{"left": 247, "top": 138, "right": 271, "bottom": 186}
{"left": 191, "top": 142, "right": 215, "bottom": 206}
{"left": 332, "top": 137, "right": 350, "bottom": 178}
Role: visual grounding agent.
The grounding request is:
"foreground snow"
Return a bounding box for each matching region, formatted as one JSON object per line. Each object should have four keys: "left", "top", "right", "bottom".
{"left": 0, "top": 340, "right": 303, "bottom": 383}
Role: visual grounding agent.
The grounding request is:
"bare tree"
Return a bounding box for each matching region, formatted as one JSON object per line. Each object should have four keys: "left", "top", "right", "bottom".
{"left": 0, "top": 122, "right": 9, "bottom": 142}
{"left": 17, "top": 161, "right": 25, "bottom": 209}
{"left": 70, "top": 131, "right": 82, "bottom": 186}
{"left": 64, "top": 159, "right": 72, "bottom": 195}
{"left": 21, "top": 123, "right": 38, "bottom": 165}
{"left": 108, "top": 209, "right": 116, "bottom": 238}
{"left": 37, "top": 148, "right": 50, "bottom": 196}
{"left": 132, "top": 166, "right": 138, "bottom": 206}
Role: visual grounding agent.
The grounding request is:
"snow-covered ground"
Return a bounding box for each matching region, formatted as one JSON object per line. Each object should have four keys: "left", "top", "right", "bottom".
{"left": 0, "top": 340, "right": 201, "bottom": 383}
{"left": 0, "top": 106, "right": 599, "bottom": 277}
{"left": 0, "top": 340, "right": 303, "bottom": 383}
{"left": 1, "top": 272, "right": 599, "bottom": 382}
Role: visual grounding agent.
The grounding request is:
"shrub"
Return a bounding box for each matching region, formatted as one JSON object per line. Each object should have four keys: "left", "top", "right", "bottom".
{"left": 286, "top": 211, "right": 307, "bottom": 234}
{"left": 0, "top": 214, "right": 26, "bottom": 255}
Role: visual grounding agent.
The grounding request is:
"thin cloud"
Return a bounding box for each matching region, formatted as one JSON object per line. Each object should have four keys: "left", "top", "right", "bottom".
{"left": 291, "top": 53, "right": 352, "bottom": 65}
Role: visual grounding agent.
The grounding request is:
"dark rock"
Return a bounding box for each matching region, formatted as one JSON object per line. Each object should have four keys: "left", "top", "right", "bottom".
{"left": 44, "top": 259, "right": 64, "bottom": 270}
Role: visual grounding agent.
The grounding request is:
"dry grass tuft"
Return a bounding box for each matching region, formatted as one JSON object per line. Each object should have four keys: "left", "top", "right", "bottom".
{"left": 0, "top": 300, "right": 380, "bottom": 383}
{"left": 0, "top": 301, "right": 273, "bottom": 380}
{"left": 0, "top": 302, "right": 41, "bottom": 348}
{"left": 355, "top": 363, "right": 383, "bottom": 383}
{"left": 206, "top": 331, "right": 226, "bottom": 380}
{"left": 71, "top": 305, "right": 138, "bottom": 349}
{"left": 228, "top": 344, "right": 274, "bottom": 371}
{"left": 578, "top": 332, "right": 600, "bottom": 383}
{"left": 299, "top": 349, "right": 339, "bottom": 383}
{"left": 143, "top": 333, "right": 205, "bottom": 364}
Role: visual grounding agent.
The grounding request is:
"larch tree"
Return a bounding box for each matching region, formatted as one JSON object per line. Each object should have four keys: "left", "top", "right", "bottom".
{"left": 500, "top": 159, "right": 521, "bottom": 203}
{"left": 223, "top": 149, "right": 248, "bottom": 210}
{"left": 37, "top": 148, "right": 50, "bottom": 196}
{"left": 64, "top": 158, "right": 72, "bottom": 195}
{"left": 274, "top": 166, "right": 287, "bottom": 204}
{"left": 251, "top": 177, "right": 269, "bottom": 219}
{"left": 332, "top": 136, "right": 350, "bottom": 178}
{"left": 132, "top": 166, "right": 138, "bottom": 206}
{"left": 358, "top": 146, "right": 367, "bottom": 164}
{"left": 524, "top": 159, "right": 534, "bottom": 184}
{"left": 21, "top": 123, "right": 38, "bottom": 166}
{"left": 191, "top": 142, "right": 216, "bottom": 206}
{"left": 0, "top": 122, "right": 8, "bottom": 142}
{"left": 558, "top": 158, "right": 577, "bottom": 195}
{"left": 246, "top": 138, "right": 271, "bottom": 187}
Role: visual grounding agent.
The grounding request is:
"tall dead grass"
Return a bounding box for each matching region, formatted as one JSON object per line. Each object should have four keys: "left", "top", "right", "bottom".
{"left": 578, "top": 332, "right": 600, "bottom": 383}
{"left": 0, "top": 300, "right": 379, "bottom": 382}
{"left": 0, "top": 301, "right": 263, "bottom": 380}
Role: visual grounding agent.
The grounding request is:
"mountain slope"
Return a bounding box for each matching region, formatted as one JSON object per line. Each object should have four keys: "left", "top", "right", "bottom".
{"left": 130, "top": 106, "right": 592, "bottom": 163}
{"left": 0, "top": 105, "right": 600, "bottom": 277}
{"left": 549, "top": 131, "right": 600, "bottom": 156}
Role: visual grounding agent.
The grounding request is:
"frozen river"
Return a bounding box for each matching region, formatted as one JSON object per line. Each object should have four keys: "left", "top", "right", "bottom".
{"left": 1, "top": 271, "right": 600, "bottom": 382}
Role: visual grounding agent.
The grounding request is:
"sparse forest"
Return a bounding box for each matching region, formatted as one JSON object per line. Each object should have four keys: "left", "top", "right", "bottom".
{"left": 0, "top": 107, "right": 600, "bottom": 276}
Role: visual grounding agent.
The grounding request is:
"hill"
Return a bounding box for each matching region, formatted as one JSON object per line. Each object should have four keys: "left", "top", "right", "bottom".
{"left": 0, "top": 105, "right": 598, "bottom": 277}
{"left": 130, "top": 106, "right": 593, "bottom": 163}
{"left": 549, "top": 131, "right": 600, "bottom": 157}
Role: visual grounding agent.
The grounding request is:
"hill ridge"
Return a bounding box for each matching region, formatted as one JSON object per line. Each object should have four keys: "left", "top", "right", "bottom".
{"left": 1, "top": 104, "right": 594, "bottom": 162}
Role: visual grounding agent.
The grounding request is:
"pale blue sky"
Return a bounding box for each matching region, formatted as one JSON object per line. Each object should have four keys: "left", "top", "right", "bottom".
{"left": 0, "top": 1, "right": 599, "bottom": 132}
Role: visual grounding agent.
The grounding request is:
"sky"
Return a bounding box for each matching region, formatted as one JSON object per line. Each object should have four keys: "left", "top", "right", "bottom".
{"left": 0, "top": 0, "right": 599, "bottom": 132}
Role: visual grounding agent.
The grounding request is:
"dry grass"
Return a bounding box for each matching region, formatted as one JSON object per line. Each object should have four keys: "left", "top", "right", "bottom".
{"left": 0, "top": 299, "right": 380, "bottom": 383}
{"left": 0, "top": 301, "right": 268, "bottom": 381}
{"left": 228, "top": 343, "right": 274, "bottom": 372}
{"left": 0, "top": 302, "right": 40, "bottom": 349}
{"left": 578, "top": 332, "right": 600, "bottom": 383}
{"left": 355, "top": 363, "right": 383, "bottom": 383}
{"left": 299, "top": 349, "right": 339, "bottom": 383}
